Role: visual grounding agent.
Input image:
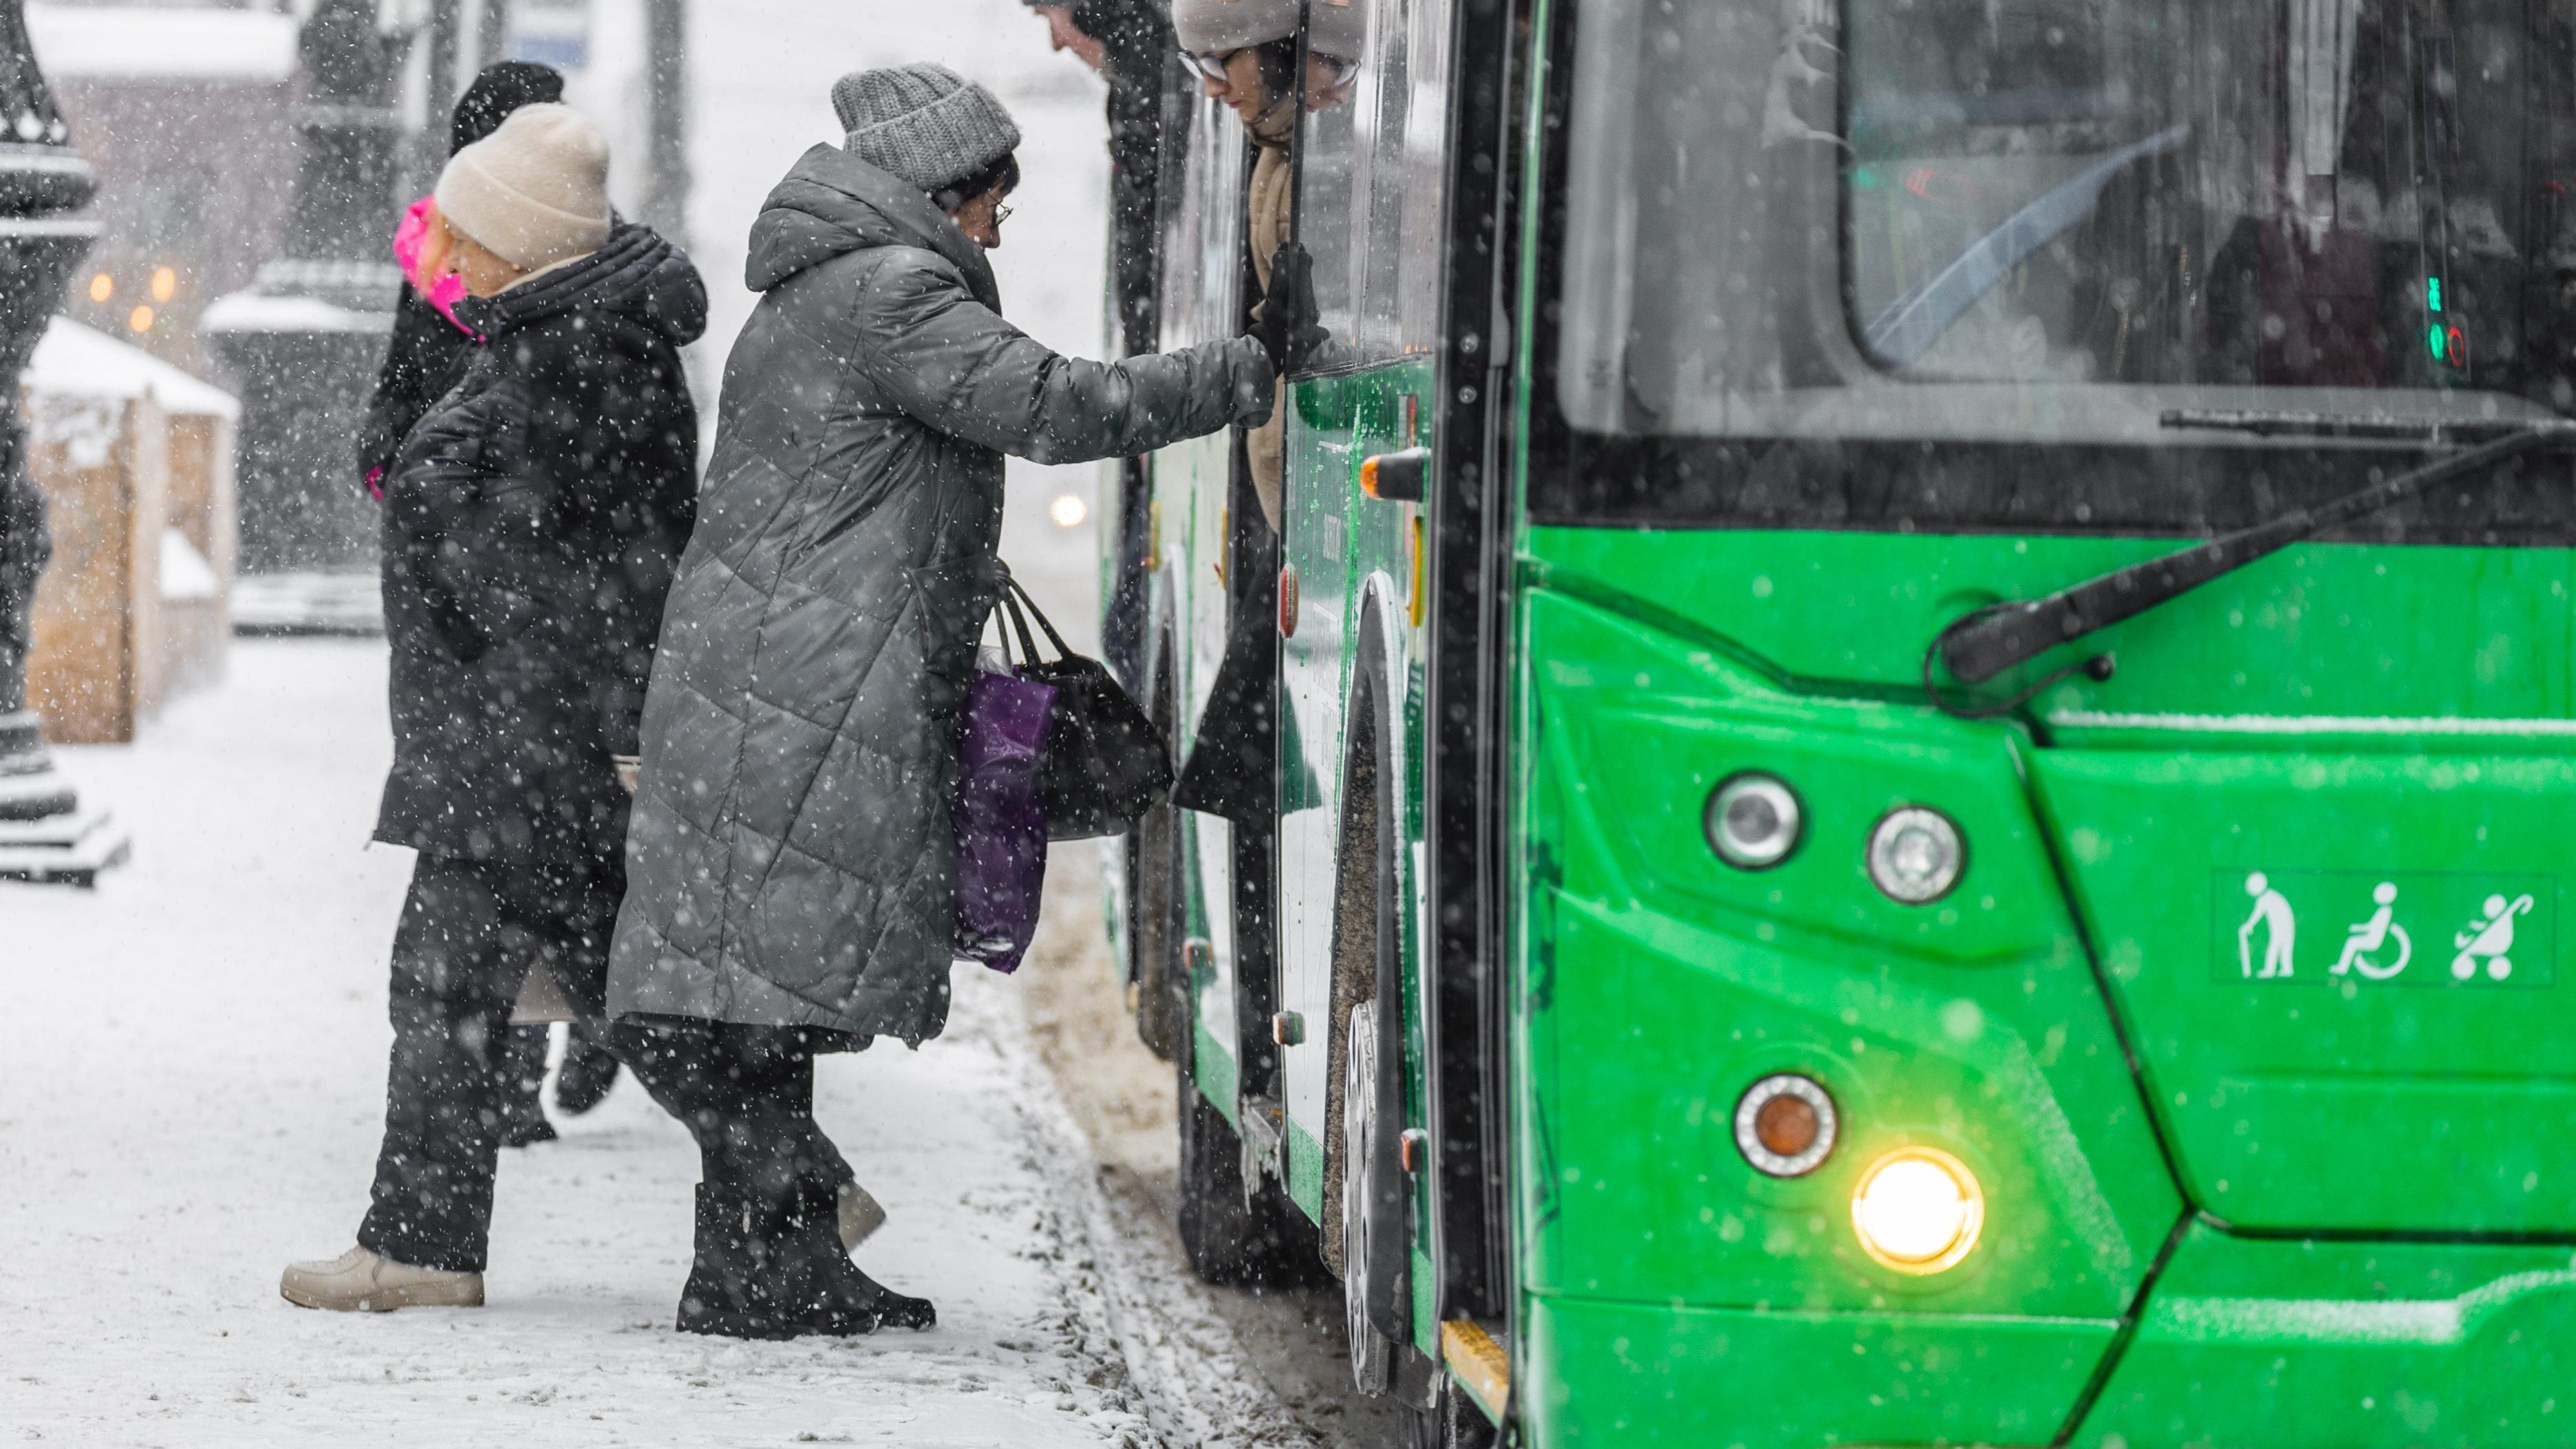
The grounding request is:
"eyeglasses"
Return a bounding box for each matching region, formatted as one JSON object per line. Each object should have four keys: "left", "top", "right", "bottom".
{"left": 1185, "top": 48, "right": 1242, "bottom": 82}
{"left": 992, "top": 201, "right": 1013, "bottom": 226}
{"left": 1187, "top": 47, "right": 1361, "bottom": 88}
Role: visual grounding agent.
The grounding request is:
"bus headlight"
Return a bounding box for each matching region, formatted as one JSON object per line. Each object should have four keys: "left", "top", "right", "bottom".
{"left": 1867, "top": 806, "right": 1964, "bottom": 903}
{"left": 1706, "top": 773, "right": 1802, "bottom": 870}
{"left": 1851, "top": 1147, "right": 1984, "bottom": 1274}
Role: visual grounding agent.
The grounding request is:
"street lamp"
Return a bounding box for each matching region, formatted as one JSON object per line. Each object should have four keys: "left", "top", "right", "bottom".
{"left": 200, "top": 0, "right": 404, "bottom": 581}
{"left": 0, "top": 0, "right": 124, "bottom": 886}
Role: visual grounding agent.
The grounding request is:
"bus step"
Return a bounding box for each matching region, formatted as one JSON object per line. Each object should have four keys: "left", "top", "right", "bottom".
{"left": 1440, "top": 1318, "right": 1511, "bottom": 1426}
{"left": 1238, "top": 1093, "right": 1285, "bottom": 1173}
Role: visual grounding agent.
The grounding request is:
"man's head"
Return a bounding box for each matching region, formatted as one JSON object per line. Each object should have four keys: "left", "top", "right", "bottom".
{"left": 1024, "top": 3, "right": 1107, "bottom": 72}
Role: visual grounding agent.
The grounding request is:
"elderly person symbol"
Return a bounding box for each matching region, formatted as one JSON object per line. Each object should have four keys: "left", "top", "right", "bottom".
{"left": 605, "top": 64, "right": 1278, "bottom": 1340}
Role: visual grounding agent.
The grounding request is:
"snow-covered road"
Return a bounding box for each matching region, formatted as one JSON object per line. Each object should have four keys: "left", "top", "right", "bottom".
{"left": 1, "top": 642, "right": 1151, "bottom": 1446}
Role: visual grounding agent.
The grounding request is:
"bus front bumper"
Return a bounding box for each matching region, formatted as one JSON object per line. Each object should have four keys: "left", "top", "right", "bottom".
{"left": 1520, "top": 1223, "right": 2576, "bottom": 1448}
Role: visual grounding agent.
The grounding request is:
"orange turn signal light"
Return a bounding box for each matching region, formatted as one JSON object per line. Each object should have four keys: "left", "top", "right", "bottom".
{"left": 1360, "top": 447, "right": 1429, "bottom": 502}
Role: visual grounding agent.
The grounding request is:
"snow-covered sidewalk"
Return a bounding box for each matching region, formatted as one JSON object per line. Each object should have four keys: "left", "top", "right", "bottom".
{"left": 1, "top": 641, "right": 1148, "bottom": 1446}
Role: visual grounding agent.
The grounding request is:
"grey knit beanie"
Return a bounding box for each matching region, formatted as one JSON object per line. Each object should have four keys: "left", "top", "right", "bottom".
{"left": 1170, "top": 0, "right": 1297, "bottom": 53}
{"left": 830, "top": 64, "right": 1022, "bottom": 195}
{"left": 1172, "top": 0, "right": 1365, "bottom": 58}
{"left": 435, "top": 103, "right": 611, "bottom": 270}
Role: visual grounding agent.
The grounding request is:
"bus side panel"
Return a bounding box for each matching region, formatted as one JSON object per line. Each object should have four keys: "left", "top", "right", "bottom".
{"left": 1278, "top": 363, "right": 1437, "bottom": 1224}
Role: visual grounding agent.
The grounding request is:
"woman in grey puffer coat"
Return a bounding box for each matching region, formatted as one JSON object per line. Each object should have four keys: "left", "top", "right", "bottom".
{"left": 607, "top": 65, "right": 1274, "bottom": 1340}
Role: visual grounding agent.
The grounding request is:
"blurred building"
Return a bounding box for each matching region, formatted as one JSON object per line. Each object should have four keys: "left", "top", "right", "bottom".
{"left": 28, "top": 3, "right": 299, "bottom": 376}
{"left": 29, "top": 0, "right": 684, "bottom": 619}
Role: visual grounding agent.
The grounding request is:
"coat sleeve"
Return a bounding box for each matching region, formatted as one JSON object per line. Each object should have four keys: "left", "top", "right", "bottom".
{"left": 845, "top": 250, "right": 1274, "bottom": 465}
{"left": 380, "top": 367, "right": 545, "bottom": 662}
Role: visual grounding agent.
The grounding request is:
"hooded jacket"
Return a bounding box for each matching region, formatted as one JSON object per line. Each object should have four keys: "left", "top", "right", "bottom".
{"left": 374, "top": 221, "right": 706, "bottom": 861}
{"left": 606, "top": 145, "right": 1271, "bottom": 1046}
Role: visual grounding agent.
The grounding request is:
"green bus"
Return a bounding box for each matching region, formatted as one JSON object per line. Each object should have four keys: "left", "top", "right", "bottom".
{"left": 1099, "top": 0, "right": 2576, "bottom": 1443}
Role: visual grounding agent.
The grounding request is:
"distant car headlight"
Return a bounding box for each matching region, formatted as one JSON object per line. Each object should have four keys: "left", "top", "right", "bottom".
{"left": 1706, "top": 773, "right": 1803, "bottom": 870}
{"left": 1734, "top": 1073, "right": 1836, "bottom": 1177}
{"left": 1851, "top": 1147, "right": 1984, "bottom": 1274}
{"left": 1867, "top": 806, "right": 1964, "bottom": 904}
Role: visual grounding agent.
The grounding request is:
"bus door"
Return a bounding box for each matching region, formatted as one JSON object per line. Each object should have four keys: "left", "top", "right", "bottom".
{"left": 1278, "top": 0, "right": 1460, "bottom": 1355}
{"left": 1155, "top": 81, "right": 1254, "bottom": 1110}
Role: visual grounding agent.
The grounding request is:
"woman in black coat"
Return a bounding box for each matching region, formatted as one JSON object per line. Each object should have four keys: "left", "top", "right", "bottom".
{"left": 353, "top": 60, "right": 638, "bottom": 1136}
{"left": 283, "top": 104, "right": 726, "bottom": 1315}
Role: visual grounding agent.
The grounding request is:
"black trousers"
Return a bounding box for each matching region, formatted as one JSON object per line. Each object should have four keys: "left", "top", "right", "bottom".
{"left": 652, "top": 1023, "right": 840, "bottom": 1220}
{"left": 356, "top": 851, "right": 852, "bottom": 1273}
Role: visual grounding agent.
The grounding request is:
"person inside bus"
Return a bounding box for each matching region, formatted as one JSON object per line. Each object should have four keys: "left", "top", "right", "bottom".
{"left": 1021, "top": 0, "right": 1185, "bottom": 689}
{"left": 601, "top": 65, "right": 1280, "bottom": 1340}
{"left": 1019, "top": 0, "right": 1177, "bottom": 358}
{"left": 1167, "top": 0, "right": 1356, "bottom": 825}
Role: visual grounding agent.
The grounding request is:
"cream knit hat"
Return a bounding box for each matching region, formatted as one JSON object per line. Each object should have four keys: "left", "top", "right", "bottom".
{"left": 434, "top": 103, "right": 611, "bottom": 271}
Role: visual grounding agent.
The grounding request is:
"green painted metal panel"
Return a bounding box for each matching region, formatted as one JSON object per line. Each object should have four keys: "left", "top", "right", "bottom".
{"left": 1523, "top": 528, "right": 2575, "bottom": 720}
{"left": 2076, "top": 1227, "right": 2576, "bottom": 1448}
{"left": 1510, "top": 514, "right": 2576, "bottom": 1435}
{"left": 2035, "top": 748, "right": 2576, "bottom": 1231}
{"left": 1523, "top": 1294, "right": 2116, "bottom": 1448}
{"left": 1287, "top": 1114, "right": 1326, "bottom": 1219}
{"left": 1193, "top": 1020, "right": 1238, "bottom": 1126}
{"left": 1515, "top": 587, "right": 2180, "bottom": 1318}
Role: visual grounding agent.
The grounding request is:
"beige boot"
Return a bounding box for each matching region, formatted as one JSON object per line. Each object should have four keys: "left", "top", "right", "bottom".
{"left": 279, "top": 1247, "right": 484, "bottom": 1312}
{"left": 839, "top": 1181, "right": 888, "bottom": 1250}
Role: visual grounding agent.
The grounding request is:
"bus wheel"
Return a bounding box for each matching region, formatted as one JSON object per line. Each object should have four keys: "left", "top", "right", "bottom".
{"left": 1340, "top": 999, "right": 1404, "bottom": 1395}
{"left": 1176, "top": 1038, "right": 1321, "bottom": 1285}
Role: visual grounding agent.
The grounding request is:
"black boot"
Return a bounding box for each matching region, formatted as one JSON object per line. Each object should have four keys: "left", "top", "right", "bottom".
{"left": 495, "top": 1024, "right": 556, "bottom": 1147}
{"left": 841, "top": 1259, "right": 936, "bottom": 1331}
{"left": 679, "top": 1184, "right": 882, "bottom": 1340}
{"left": 552, "top": 1022, "right": 621, "bottom": 1117}
{"left": 798, "top": 1173, "right": 932, "bottom": 1331}
{"left": 781, "top": 1181, "right": 936, "bottom": 1333}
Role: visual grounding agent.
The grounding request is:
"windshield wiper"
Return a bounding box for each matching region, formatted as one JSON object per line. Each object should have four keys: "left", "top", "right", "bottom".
{"left": 2160, "top": 407, "right": 2546, "bottom": 442}
{"left": 1926, "top": 424, "right": 2576, "bottom": 708}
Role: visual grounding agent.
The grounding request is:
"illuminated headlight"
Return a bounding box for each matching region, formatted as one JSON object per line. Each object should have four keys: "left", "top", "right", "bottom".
{"left": 1706, "top": 773, "right": 1803, "bottom": 870}
{"left": 1867, "top": 806, "right": 1965, "bottom": 904}
{"left": 1734, "top": 1073, "right": 1836, "bottom": 1177}
{"left": 1851, "top": 1147, "right": 1984, "bottom": 1274}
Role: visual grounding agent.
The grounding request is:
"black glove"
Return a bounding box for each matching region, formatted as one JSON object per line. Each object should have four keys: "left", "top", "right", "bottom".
{"left": 1256, "top": 240, "right": 1330, "bottom": 376}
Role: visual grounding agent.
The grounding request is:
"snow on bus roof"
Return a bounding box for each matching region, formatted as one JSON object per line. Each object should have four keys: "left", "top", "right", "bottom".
{"left": 27, "top": 6, "right": 299, "bottom": 83}
{"left": 25, "top": 316, "right": 239, "bottom": 420}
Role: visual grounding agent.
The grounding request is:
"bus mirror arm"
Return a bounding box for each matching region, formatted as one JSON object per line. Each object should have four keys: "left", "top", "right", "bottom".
{"left": 1926, "top": 425, "right": 2574, "bottom": 702}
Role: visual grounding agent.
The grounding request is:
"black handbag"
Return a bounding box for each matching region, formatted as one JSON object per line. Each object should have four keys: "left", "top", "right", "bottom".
{"left": 996, "top": 575, "right": 1174, "bottom": 841}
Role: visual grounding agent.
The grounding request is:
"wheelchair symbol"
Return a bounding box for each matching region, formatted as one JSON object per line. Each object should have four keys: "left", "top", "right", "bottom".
{"left": 2332, "top": 882, "right": 2412, "bottom": 981}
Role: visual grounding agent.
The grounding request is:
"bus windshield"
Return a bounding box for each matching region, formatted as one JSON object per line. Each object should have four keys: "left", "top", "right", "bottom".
{"left": 1554, "top": 0, "right": 2576, "bottom": 455}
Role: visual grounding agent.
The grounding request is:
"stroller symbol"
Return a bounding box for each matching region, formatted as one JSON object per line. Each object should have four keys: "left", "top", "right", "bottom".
{"left": 2452, "top": 894, "right": 2535, "bottom": 981}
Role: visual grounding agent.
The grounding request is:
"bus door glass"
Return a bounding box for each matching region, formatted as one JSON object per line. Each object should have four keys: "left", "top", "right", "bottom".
{"left": 1280, "top": 0, "right": 1455, "bottom": 1205}
{"left": 1160, "top": 83, "right": 1250, "bottom": 1058}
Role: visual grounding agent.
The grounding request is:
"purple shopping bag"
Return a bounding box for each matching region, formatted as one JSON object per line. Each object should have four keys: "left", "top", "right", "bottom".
{"left": 952, "top": 659, "right": 1056, "bottom": 973}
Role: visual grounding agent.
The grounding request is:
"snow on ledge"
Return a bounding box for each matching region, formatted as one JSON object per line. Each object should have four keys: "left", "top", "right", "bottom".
{"left": 27, "top": 6, "right": 298, "bottom": 83}
{"left": 198, "top": 291, "right": 393, "bottom": 336}
{"left": 25, "top": 316, "right": 239, "bottom": 420}
{"left": 160, "top": 528, "right": 218, "bottom": 601}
